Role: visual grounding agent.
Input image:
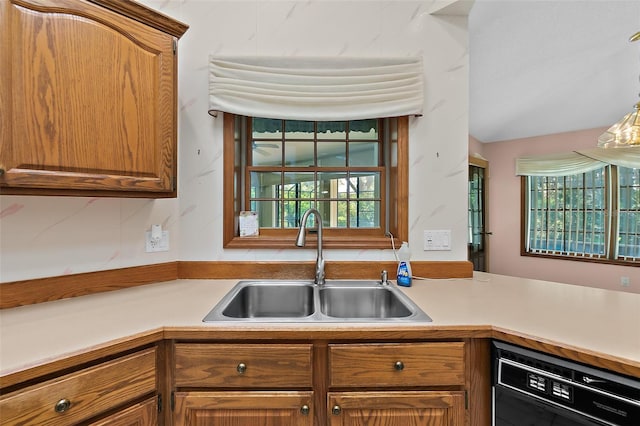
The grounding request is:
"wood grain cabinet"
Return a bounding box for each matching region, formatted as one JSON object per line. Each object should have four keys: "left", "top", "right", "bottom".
{"left": 327, "top": 392, "right": 466, "bottom": 426}
{"left": 0, "top": 347, "right": 158, "bottom": 425}
{"left": 172, "top": 343, "right": 315, "bottom": 426}
{"left": 0, "top": 0, "right": 188, "bottom": 197}
{"left": 171, "top": 341, "right": 470, "bottom": 426}
{"left": 327, "top": 342, "right": 467, "bottom": 426}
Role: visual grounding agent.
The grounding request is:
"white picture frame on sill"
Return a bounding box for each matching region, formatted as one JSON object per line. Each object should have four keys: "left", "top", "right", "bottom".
{"left": 239, "top": 211, "right": 259, "bottom": 237}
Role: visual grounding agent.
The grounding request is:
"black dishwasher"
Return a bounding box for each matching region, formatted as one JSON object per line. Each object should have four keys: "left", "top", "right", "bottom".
{"left": 492, "top": 341, "right": 640, "bottom": 426}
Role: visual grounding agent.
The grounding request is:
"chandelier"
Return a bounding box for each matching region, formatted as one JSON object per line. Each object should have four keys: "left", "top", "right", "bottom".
{"left": 597, "top": 31, "right": 640, "bottom": 148}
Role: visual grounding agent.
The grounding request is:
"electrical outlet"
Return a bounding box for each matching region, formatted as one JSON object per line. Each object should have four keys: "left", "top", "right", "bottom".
{"left": 620, "top": 276, "right": 630, "bottom": 287}
{"left": 145, "top": 230, "right": 169, "bottom": 252}
{"left": 423, "top": 230, "right": 452, "bottom": 251}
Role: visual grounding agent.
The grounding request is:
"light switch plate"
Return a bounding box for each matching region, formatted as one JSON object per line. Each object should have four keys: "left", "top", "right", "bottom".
{"left": 423, "top": 229, "right": 452, "bottom": 251}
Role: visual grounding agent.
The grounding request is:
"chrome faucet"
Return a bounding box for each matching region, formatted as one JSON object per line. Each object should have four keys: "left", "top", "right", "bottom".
{"left": 295, "top": 208, "right": 325, "bottom": 285}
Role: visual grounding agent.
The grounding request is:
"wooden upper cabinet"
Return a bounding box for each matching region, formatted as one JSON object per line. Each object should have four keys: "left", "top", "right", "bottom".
{"left": 0, "top": 0, "right": 188, "bottom": 197}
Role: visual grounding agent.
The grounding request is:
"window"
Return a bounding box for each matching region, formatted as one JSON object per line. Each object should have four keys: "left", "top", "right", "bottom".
{"left": 523, "top": 165, "right": 639, "bottom": 264}
{"left": 223, "top": 114, "right": 408, "bottom": 249}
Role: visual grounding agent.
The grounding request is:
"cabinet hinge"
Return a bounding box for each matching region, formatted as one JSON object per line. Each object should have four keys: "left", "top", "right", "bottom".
{"left": 171, "top": 391, "right": 176, "bottom": 411}
{"left": 172, "top": 38, "right": 177, "bottom": 55}
{"left": 158, "top": 394, "right": 162, "bottom": 413}
{"left": 464, "top": 390, "right": 469, "bottom": 410}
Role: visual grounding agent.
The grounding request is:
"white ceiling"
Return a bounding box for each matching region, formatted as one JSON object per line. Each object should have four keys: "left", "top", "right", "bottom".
{"left": 469, "top": 0, "right": 640, "bottom": 143}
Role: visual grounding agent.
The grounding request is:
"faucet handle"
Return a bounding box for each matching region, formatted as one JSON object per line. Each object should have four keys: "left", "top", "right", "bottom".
{"left": 380, "top": 270, "right": 389, "bottom": 285}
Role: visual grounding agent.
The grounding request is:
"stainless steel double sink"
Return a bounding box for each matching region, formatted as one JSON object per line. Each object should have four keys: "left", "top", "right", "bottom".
{"left": 203, "top": 280, "right": 432, "bottom": 323}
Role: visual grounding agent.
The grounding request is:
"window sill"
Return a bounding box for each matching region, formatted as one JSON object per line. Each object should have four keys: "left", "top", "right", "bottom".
{"left": 521, "top": 251, "right": 639, "bottom": 267}
{"left": 224, "top": 235, "right": 395, "bottom": 250}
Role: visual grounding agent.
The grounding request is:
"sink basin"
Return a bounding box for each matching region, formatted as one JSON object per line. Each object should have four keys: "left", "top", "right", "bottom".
{"left": 319, "top": 285, "right": 412, "bottom": 319}
{"left": 222, "top": 283, "right": 315, "bottom": 318}
{"left": 203, "top": 281, "right": 315, "bottom": 321}
{"left": 203, "top": 280, "right": 431, "bottom": 323}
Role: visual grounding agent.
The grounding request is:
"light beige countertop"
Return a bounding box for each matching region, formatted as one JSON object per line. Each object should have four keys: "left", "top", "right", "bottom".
{"left": 1, "top": 272, "right": 639, "bottom": 381}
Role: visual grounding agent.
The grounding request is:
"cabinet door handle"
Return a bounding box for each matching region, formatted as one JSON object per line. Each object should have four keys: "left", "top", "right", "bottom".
{"left": 300, "top": 405, "right": 310, "bottom": 415}
{"left": 394, "top": 360, "right": 405, "bottom": 371}
{"left": 236, "top": 362, "right": 247, "bottom": 374}
{"left": 332, "top": 405, "right": 341, "bottom": 415}
{"left": 55, "top": 398, "right": 72, "bottom": 413}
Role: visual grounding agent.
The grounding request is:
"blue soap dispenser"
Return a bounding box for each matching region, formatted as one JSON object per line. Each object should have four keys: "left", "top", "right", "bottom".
{"left": 396, "top": 242, "right": 412, "bottom": 287}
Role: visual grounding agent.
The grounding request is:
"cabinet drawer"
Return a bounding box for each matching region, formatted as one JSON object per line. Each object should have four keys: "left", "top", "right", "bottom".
{"left": 0, "top": 347, "right": 157, "bottom": 426}
{"left": 175, "top": 343, "right": 313, "bottom": 388}
{"left": 329, "top": 342, "right": 465, "bottom": 387}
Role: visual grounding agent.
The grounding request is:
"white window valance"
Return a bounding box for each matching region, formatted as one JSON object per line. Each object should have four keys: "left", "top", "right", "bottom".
{"left": 515, "top": 148, "right": 640, "bottom": 177}
{"left": 208, "top": 56, "right": 424, "bottom": 121}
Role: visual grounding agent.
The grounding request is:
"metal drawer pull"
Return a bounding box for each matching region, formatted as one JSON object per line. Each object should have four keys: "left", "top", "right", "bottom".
{"left": 54, "top": 398, "right": 71, "bottom": 413}
{"left": 236, "top": 362, "right": 247, "bottom": 374}
{"left": 301, "top": 405, "right": 310, "bottom": 415}
{"left": 332, "top": 405, "right": 341, "bottom": 415}
{"left": 394, "top": 360, "right": 405, "bottom": 371}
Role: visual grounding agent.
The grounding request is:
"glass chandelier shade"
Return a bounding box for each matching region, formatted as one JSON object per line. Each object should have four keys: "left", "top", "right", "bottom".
{"left": 598, "top": 31, "right": 640, "bottom": 148}
{"left": 597, "top": 102, "right": 640, "bottom": 148}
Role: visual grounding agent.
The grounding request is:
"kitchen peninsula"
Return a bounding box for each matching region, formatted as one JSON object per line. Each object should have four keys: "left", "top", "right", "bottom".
{"left": 1, "top": 272, "right": 638, "bottom": 425}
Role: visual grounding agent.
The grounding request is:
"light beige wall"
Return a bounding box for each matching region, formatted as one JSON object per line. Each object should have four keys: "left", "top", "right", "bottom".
{"left": 0, "top": 1, "right": 471, "bottom": 282}
{"left": 482, "top": 128, "right": 639, "bottom": 293}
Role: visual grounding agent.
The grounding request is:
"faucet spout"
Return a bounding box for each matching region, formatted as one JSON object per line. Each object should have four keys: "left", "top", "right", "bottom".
{"left": 295, "top": 208, "right": 325, "bottom": 285}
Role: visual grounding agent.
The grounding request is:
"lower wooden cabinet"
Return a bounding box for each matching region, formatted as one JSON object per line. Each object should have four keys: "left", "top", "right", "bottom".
{"left": 173, "top": 343, "right": 314, "bottom": 425}
{"left": 170, "top": 341, "right": 471, "bottom": 426}
{"left": 327, "top": 391, "right": 466, "bottom": 426}
{"left": 2, "top": 339, "right": 486, "bottom": 426}
{"left": 326, "top": 342, "right": 467, "bottom": 426}
{"left": 173, "top": 391, "right": 314, "bottom": 426}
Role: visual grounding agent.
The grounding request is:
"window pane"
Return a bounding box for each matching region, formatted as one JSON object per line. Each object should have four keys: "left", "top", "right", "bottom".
{"left": 283, "top": 200, "right": 315, "bottom": 228}
{"left": 252, "top": 141, "right": 282, "bottom": 166}
{"left": 318, "top": 141, "right": 346, "bottom": 166}
{"left": 349, "top": 200, "right": 379, "bottom": 228}
{"left": 285, "top": 141, "right": 314, "bottom": 166}
{"left": 349, "top": 142, "right": 378, "bottom": 166}
{"left": 283, "top": 173, "right": 315, "bottom": 199}
{"left": 527, "top": 170, "right": 606, "bottom": 258}
{"left": 245, "top": 117, "right": 385, "bottom": 233}
{"left": 318, "top": 121, "right": 346, "bottom": 139}
{"left": 252, "top": 118, "right": 282, "bottom": 138}
{"left": 285, "top": 120, "right": 314, "bottom": 139}
{"left": 317, "top": 172, "right": 348, "bottom": 199}
{"left": 348, "top": 172, "right": 380, "bottom": 199}
{"left": 349, "top": 119, "right": 378, "bottom": 140}
{"left": 251, "top": 172, "right": 281, "bottom": 199}
{"left": 618, "top": 167, "right": 640, "bottom": 259}
{"left": 316, "top": 200, "right": 348, "bottom": 228}
{"left": 253, "top": 200, "right": 281, "bottom": 228}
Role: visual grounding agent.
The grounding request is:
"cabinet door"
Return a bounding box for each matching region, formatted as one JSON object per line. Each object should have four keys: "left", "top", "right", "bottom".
{"left": 173, "top": 391, "right": 314, "bottom": 426}
{"left": 87, "top": 397, "right": 157, "bottom": 426}
{"left": 1, "top": 0, "right": 178, "bottom": 195}
{"left": 327, "top": 391, "right": 466, "bottom": 426}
